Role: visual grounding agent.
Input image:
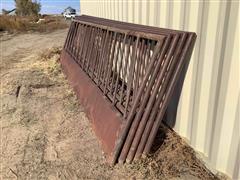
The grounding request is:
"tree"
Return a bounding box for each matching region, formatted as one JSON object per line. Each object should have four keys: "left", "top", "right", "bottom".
{"left": 15, "top": 0, "right": 41, "bottom": 16}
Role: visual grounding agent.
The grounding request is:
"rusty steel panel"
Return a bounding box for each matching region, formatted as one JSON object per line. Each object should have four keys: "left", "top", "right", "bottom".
{"left": 60, "top": 15, "right": 197, "bottom": 164}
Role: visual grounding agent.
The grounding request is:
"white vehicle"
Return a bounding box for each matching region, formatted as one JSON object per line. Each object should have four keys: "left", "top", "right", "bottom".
{"left": 63, "top": 12, "right": 76, "bottom": 20}
{"left": 63, "top": 7, "right": 77, "bottom": 20}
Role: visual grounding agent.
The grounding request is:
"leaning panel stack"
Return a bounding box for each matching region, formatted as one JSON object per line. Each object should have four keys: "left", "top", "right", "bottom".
{"left": 60, "top": 15, "right": 197, "bottom": 164}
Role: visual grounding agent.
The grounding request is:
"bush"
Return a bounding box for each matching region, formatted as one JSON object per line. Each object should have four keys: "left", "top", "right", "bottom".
{"left": 0, "top": 16, "right": 29, "bottom": 32}
{"left": 15, "top": 0, "right": 41, "bottom": 16}
{"left": 0, "top": 15, "right": 68, "bottom": 33}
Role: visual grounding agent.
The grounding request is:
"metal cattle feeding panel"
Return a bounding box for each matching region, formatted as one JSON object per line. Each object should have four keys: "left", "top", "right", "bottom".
{"left": 60, "top": 15, "right": 197, "bottom": 164}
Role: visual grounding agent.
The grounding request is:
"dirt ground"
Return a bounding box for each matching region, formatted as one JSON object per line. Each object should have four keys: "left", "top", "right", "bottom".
{"left": 0, "top": 29, "right": 226, "bottom": 180}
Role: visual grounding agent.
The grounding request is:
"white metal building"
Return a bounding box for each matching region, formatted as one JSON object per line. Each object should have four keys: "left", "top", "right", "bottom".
{"left": 80, "top": 1, "right": 239, "bottom": 179}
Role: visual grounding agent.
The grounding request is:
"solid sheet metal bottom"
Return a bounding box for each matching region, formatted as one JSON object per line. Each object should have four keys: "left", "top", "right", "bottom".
{"left": 60, "top": 50, "right": 125, "bottom": 163}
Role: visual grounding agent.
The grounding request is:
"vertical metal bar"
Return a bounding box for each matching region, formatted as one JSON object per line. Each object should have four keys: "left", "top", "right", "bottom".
{"left": 76, "top": 24, "right": 85, "bottom": 65}
{"left": 95, "top": 29, "right": 105, "bottom": 80}
{"left": 88, "top": 27, "right": 99, "bottom": 76}
{"left": 64, "top": 22, "right": 73, "bottom": 49}
{"left": 110, "top": 34, "right": 122, "bottom": 94}
{"left": 67, "top": 22, "right": 75, "bottom": 52}
{"left": 69, "top": 22, "right": 77, "bottom": 55}
{"left": 92, "top": 28, "right": 102, "bottom": 78}
{"left": 75, "top": 23, "right": 82, "bottom": 60}
{"left": 71, "top": 22, "right": 79, "bottom": 57}
{"left": 138, "top": 39, "right": 151, "bottom": 102}
{"left": 86, "top": 27, "right": 97, "bottom": 73}
{"left": 113, "top": 33, "right": 127, "bottom": 104}
{"left": 137, "top": 39, "right": 150, "bottom": 99}
{"left": 75, "top": 24, "right": 84, "bottom": 64}
{"left": 119, "top": 36, "right": 132, "bottom": 105}
{"left": 133, "top": 39, "right": 145, "bottom": 100}
{"left": 142, "top": 39, "right": 151, "bottom": 77}
{"left": 79, "top": 25, "right": 90, "bottom": 67}
{"left": 139, "top": 40, "right": 148, "bottom": 92}
{"left": 102, "top": 32, "right": 114, "bottom": 88}
{"left": 97, "top": 29, "right": 109, "bottom": 85}
{"left": 72, "top": 22, "right": 78, "bottom": 56}
{"left": 82, "top": 27, "right": 94, "bottom": 70}
{"left": 74, "top": 23, "right": 83, "bottom": 63}
{"left": 95, "top": 29, "right": 106, "bottom": 83}
{"left": 123, "top": 36, "right": 140, "bottom": 118}
{"left": 99, "top": 30, "right": 111, "bottom": 81}
{"left": 103, "top": 32, "right": 118, "bottom": 94}
{"left": 131, "top": 39, "right": 141, "bottom": 96}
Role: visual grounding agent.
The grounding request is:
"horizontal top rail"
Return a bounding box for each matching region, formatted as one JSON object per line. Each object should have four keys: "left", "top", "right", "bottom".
{"left": 76, "top": 15, "right": 195, "bottom": 35}
{"left": 73, "top": 19, "right": 166, "bottom": 41}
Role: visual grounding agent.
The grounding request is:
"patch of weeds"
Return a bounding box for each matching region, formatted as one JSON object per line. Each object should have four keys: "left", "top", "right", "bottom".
{"left": 2, "top": 105, "right": 17, "bottom": 115}
{"left": 17, "top": 69, "right": 55, "bottom": 88}
{"left": 37, "top": 46, "right": 63, "bottom": 77}
{"left": 34, "top": 76, "right": 56, "bottom": 88}
{"left": 47, "top": 60, "right": 61, "bottom": 76}
{"left": 20, "top": 109, "right": 38, "bottom": 127}
{"left": 63, "top": 92, "right": 80, "bottom": 113}
{"left": 0, "top": 15, "right": 68, "bottom": 33}
{"left": 29, "top": 83, "right": 54, "bottom": 89}
{"left": 16, "top": 132, "right": 49, "bottom": 179}
{"left": 38, "top": 47, "right": 61, "bottom": 61}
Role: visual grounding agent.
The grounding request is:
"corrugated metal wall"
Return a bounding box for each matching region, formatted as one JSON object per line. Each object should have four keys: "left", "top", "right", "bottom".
{"left": 80, "top": 1, "right": 239, "bottom": 179}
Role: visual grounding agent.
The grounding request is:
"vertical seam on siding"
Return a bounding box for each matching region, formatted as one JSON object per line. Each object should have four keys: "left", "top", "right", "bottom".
{"left": 166, "top": 1, "right": 173, "bottom": 28}
{"left": 189, "top": 1, "right": 209, "bottom": 147}
{"left": 155, "top": 0, "right": 160, "bottom": 26}
{"left": 132, "top": 0, "right": 135, "bottom": 23}
{"left": 138, "top": 0, "right": 142, "bottom": 24}
{"left": 146, "top": 0, "right": 150, "bottom": 25}
{"left": 209, "top": 0, "right": 235, "bottom": 165}
{"left": 204, "top": 1, "right": 225, "bottom": 156}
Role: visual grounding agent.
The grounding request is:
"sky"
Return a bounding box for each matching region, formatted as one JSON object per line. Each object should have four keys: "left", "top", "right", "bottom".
{"left": 0, "top": 0, "right": 80, "bottom": 14}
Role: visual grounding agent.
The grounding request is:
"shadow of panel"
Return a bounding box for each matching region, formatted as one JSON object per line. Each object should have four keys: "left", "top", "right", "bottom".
{"left": 150, "top": 60, "right": 191, "bottom": 153}
{"left": 163, "top": 57, "right": 190, "bottom": 128}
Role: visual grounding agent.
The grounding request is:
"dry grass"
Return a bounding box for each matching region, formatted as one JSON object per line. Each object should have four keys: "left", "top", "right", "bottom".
{"left": 123, "top": 124, "right": 224, "bottom": 180}
{"left": 37, "top": 46, "right": 62, "bottom": 76}
{"left": 0, "top": 15, "right": 68, "bottom": 33}
{"left": 0, "top": 15, "right": 29, "bottom": 32}
{"left": 38, "top": 46, "right": 62, "bottom": 61}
